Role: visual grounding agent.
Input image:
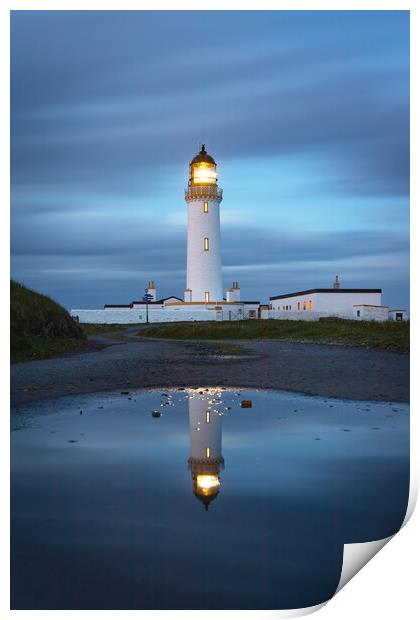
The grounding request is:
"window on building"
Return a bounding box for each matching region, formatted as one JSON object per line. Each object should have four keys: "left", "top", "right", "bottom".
{"left": 298, "top": 302, "right": 300, "bottom": 310}
{"left": 204, "top": 237, "right": 209, "bottom": 251}
{"left": 203, "top": 201, "right": 208, "bottom": 213}
{"left": 309, "top": 300, "right": 313, "bottom": 312}
{"left": 357, "top": 310, "right": 360, "bottom": 317}
{"left": 396, "top": 312, "right": 403, "bottom": 321}
{"left": 206, "top": 409, "right": 211, "bottom": 424}
{"left": 206, "top": 447, "right": 211, "bottom": 458}
{"left": 303, "top": 301, "right": 307, "bottom": 311}
{"left": 205, "top": 291, "right": 210, "bottom": 303}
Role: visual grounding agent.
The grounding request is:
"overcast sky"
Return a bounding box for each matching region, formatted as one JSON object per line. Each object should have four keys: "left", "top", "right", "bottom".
{"left": 11, "top": 10, "right": 409, "bottom": 309}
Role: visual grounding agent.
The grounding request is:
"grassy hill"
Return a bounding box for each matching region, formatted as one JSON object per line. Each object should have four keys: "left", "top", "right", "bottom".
{"left": 11, "top": 281, "right": 87, "bottom": 363}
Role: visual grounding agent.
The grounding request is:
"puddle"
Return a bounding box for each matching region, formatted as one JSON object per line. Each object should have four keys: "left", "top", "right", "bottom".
{"left": 11, "top": 388, "right": 409, "bottom": 610}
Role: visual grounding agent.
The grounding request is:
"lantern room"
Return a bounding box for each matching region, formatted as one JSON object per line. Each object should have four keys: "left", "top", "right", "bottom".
{"left": 189, "top": 144, "right": 217, "bottom": 186}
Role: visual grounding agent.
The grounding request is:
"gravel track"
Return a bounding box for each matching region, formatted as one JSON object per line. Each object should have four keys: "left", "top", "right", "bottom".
{"left": 11, "top": 330, "right": 409, "bottom": 406}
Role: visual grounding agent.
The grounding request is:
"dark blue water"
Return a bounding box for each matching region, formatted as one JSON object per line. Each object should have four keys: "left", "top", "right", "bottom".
{"left": 11, "top": 388, "right": 409, "bottom": 610}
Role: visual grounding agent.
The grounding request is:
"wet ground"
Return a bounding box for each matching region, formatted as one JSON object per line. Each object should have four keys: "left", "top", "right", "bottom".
{"left": 11, "top": 334, "right": 410, "bottom": 407}
{"left": 11, "top": 388, "right": 409, "bottom": 610}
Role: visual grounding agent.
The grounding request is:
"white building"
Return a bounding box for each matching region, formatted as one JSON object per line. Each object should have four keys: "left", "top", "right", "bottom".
{"left": 269, "top": 276, "right": 388, "bottom": 321}
{"left": 388, "top": 309, "right": 407, "bottom": 321}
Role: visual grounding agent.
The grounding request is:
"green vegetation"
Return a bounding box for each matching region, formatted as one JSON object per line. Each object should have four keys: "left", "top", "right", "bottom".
{"left": 81, "top": 323, "right": 138, "bottom": 336}
{"left": 138, "top": 319, "right": 409, "bottom": 352}
{"left": 11, "top": 281, "right": 87, "bottom": 363}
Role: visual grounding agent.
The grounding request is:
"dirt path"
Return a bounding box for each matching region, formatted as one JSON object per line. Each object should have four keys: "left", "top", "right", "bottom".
{"left": 10, "top": 330, "right": 409, "bottom": 407}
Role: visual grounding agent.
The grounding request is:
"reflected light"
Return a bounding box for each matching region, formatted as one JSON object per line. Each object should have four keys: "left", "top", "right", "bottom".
{"left": 196, "top": 474, "right": 221, "bottom": 495}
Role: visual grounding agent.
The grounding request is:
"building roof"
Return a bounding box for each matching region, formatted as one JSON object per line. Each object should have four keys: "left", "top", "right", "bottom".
{"left": 104, "top": 304, "right": 132, "bottom": 308}
{"left": 353, "top": 304, "right": 389, "bottom": 308}
{"left": 270, "top": 288, "right": 382, "bottom": 300}
{"left": 131, "top": 296, "right": 183, "bottom": 305}
{"left": 190, "top": 144, "right": 216, "bottom": 166}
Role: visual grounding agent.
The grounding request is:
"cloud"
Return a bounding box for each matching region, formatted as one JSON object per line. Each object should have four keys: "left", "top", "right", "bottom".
{"left": 10, "top": 10, "right": 409, "bottom": 309}
{"left": 11, "top": 217, "right": 409, "bottom": 309}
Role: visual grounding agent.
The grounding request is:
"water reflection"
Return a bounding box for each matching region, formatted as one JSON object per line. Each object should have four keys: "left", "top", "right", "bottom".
{"left": 11, "top": 388, "right": 409, "bottom": 610}
{"left": 187, "top": 390, "right": 224, "bottom": 510}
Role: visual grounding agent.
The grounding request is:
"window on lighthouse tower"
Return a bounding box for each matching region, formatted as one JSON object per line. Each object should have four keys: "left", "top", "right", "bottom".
{"left": 204, "top": 237, "right": 209, "bottom": 251}
{"left": 205, "top": 292, "right": 210, "bottom": 303}
{"left": 203, "top": 201, "right": 208, "bottom": 213}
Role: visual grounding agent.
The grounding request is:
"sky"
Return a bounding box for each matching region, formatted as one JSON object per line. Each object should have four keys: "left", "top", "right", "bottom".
{"left": 11, "top": 10, "right": 410, "bottom": 309}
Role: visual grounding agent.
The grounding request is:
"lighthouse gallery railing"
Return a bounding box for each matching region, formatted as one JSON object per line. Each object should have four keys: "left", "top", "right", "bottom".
{"left": 185, "top": 185, "right": 223, "bottom": 201}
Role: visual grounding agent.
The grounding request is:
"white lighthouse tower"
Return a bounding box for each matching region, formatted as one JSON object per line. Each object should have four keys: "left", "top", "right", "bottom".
{"left": 184, "top": 145, "right": 223, "bottom": 303}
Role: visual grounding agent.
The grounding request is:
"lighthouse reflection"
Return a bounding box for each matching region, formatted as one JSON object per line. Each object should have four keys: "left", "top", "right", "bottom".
{"left": 187, "top": 390, "right": 225, "bottom": 511}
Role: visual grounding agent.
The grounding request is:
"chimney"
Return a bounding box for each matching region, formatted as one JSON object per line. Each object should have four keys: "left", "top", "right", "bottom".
{"left": 226, "top": 281, "right": 240, "bottom": 302}
{"left": 146, "top": 280, "right": 157, "bottom": 301}
{"left": 333, "top": 275, "right": 340, "bottom": 289}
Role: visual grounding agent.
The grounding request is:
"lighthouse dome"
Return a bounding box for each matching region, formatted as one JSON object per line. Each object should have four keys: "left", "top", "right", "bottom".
{"left": 190, "top": 144, "right": 216, "bottom": 166}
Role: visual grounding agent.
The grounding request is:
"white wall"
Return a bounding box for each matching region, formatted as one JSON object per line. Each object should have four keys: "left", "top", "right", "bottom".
{"left": 71, "top": 308, "right": 246, "bottom": 324}
{"left": 71, "top": 302, "right": 261, "bottom": 323}
{"left": 265, "top": 310, "right": 328, "bottom": 321}
{"left": 270, "top": 291, "right": 382, "bottom": 316}
{"left": 353, "top": 306, "right": 389, "bottom": 321}
{"left": 315, "top": 292, "right": 381, "bottom": 313}
{"left": 262, "top": 308, "right": 389, "bottom": 322}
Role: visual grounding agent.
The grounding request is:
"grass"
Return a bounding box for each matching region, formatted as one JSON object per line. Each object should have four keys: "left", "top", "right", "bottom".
{"left": 11, "top": 280, "right": 88, "bottom": 363}
{"left": 11, "top": 334, "right": 96, "bottom": 364}
{"left": 138, "top": 319, "right": 410, "bottom": 352}
{"left": 81, "top": 323, "right": 139, "bottom": 336}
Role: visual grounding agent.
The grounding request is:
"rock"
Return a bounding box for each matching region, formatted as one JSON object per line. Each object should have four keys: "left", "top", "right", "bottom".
{"left": 241, "top": 400, "right": 252, "bottom": 408}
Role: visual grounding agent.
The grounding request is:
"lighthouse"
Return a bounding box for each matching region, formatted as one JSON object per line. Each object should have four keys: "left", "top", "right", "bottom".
{"left": 187, "top": 390, "right": 225, "bottom": 511}
{"left": 184, "top": 145, "right": 223, "bottom": 303}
